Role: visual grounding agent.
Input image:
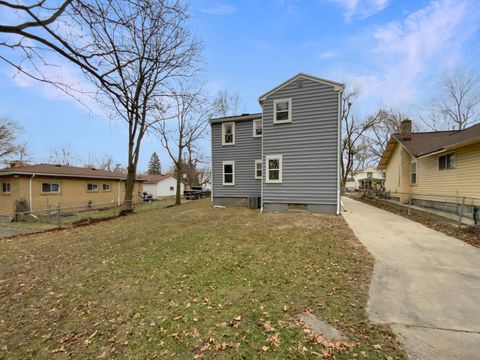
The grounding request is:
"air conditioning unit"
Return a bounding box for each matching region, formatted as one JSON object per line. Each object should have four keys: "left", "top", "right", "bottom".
{"left": 248, "top": 196, "right": 261, "bottom": 209}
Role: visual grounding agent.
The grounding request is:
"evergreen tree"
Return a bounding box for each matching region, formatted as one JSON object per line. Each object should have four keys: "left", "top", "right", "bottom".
{"left": 147, "top": 152, "right": 161, "bottom": 175}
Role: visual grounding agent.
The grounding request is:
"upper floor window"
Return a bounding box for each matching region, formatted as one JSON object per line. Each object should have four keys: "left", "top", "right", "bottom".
{"left": 87, "top": 183, "right": 99, "bottom": 192}
{"left": 255, "top": 160, "right": 262, "bottom": 179}
{"left": 223, "top": 161, "right": 235, "bottom": 185}
{"left": 253, "top": 119, "right": 262, "bottom": 137}
{"left": 410, "top": 161, "right": 417, "bottom": 184}
{"left": 265, "top": 155, "right": 283, "bottom": 183}
{"left": 2, "top": 182, "right": 10, "bottom": 194}
{"left": 439, "top": 153, "right": 455, "bottom": 170}
{"left": 367, "top": 172, "right": 372, "bottom": 178}
{"left": 222, "top": 122, "right": 235, "bottom": 145}
{"left": 42, "top": 183, "right": 60, "bottom": 193}
{"left": 273, "top": 99, "right": 292, "bottom": 124}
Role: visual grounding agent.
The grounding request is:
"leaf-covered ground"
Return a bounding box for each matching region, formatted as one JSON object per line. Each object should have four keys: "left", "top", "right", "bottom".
{"left": 0, "top": 199, "right": 405, "bottom": 359}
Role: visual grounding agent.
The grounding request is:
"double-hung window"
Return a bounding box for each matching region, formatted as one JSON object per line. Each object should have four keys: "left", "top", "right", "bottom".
{"left": 2, "top": 182, "right": 10, "bottom": 193}
{"left": 439, "top": 153, "right": 455, "bottom": 170}
{"left": 410, "top": 161, "right": 417, "bottom": 184}
{"left": 42, "top": 183, "right": 60, "bottom": 193}
{"left": 253, "top": 119, "right": 262, "bottom": 137}
{"left": 222, "top": 122, "right": 235, "bottom": 145}
{"left": 223, "top": 161, "right": 235, "bottom": 185}
{"left": 273, "top": 99, "right": 292, "bottom": 124}
{"left": 255, "top": 160, "right": 262, "bottom": 179}
{"left": 265, "top": 155, "right": 282, "bottom": 183}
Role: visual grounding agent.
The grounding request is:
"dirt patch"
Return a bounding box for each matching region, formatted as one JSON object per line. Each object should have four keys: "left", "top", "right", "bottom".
{"left": 359, "top": 197, "right": 480, "bottom": 248}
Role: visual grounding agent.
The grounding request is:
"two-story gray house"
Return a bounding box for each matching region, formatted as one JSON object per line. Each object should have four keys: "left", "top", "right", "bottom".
{"left": 210, "top": 73, "right": 344, "bottom": 214}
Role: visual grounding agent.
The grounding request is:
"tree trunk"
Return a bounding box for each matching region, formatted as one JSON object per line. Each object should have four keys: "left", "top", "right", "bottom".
{"left": 124, "top": 164, "right": 136, "bottom": 211}
{"left": 175, "top": 160, "right": 182, "bottom": 206}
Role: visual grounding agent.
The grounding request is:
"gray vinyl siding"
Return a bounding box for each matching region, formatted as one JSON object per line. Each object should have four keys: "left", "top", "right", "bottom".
{"left": 211, "top": 120, "right": 261, "bottom": 198}
{"left": 262, "top": 78, "right": 340, "bottom": 207}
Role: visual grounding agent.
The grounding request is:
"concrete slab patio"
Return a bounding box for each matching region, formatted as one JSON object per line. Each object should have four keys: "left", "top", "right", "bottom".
{"left": 342, "top": 197, "right": 480, "bottom": 360}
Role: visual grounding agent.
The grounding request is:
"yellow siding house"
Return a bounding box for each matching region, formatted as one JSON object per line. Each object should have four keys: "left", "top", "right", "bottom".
{"left": 378, "top": 120, "right": 480, "bottom": 214}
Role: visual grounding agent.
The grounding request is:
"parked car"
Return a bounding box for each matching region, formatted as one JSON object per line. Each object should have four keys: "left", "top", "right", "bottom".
{"left": 184, "top": 186, "right": 211, "bottom": 200}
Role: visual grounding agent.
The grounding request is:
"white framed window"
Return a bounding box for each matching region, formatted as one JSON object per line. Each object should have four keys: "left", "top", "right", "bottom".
{"left": 273, "top": 99, "right": 292, "bottom": 124}
{"left": 255, "top": 159, "right": 262, "bottom": 179}
{"left": 439, "top": 153, "right": 455, "bottom": 170}
{"left": 86, "top": 183, "right": 99, "bottom": 192}
{"left": 410, "top": 160, "right": 417, "bottom": 185}
{"left": 222, "top": 122, "right": 235, "bottom": 145}
{"left": 2, "top": 182, "right": 10, "bottom": 194}
{"left": 102, "top": 183, "right": 111, "bottom": 191}
{"left": 42, "top": 183, "right": 60, "bottom": 193}
{"left": 265, "top": 155, "right": 282, "bottom": 183}
{"left": 222, "top": 161, "right": 235, "bottom": 185}
{"left": 253, "top": 119, "right": 263, "bottom": 137}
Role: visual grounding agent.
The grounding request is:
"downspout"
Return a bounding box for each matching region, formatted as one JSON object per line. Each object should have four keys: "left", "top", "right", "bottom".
{"left": 260, "top": 113, "right": 264, "bottom": 213}
{"left": 29, "top": 174, "right": 35, "bottom": 212}
{"left": 336, "top": 89, "right": 343, "bottom": 215}
{"left": 210, "top": 122, "right": 214, "bottom": 202}
{"left": 117, "top": 180, "right": 121, "bottom": 206}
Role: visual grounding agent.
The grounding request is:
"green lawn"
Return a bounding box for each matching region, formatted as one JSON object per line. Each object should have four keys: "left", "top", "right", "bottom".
{"left": 0, "top": 199, "right": 405, "bottom": 359}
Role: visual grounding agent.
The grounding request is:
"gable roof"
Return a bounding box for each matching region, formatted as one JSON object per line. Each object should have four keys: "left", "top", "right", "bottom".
{"left": 258, "top": 73, "right": 344, "bottom": 102}
{"left": 0, "top": 163, "right": 136, "bottom": 180}
{"left": 378, "top": 123, "right": 480, "bottom": 169}
{"left": 139, "top": 174, "right": 173, "bottom": 183}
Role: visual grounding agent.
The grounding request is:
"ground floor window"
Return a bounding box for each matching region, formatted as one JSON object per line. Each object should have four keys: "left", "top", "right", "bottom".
{"left": 42, "top": 183, "right": 60, "bottom": 193}
{"left": 265, "top": 155, "right": 282, "bottom": 183}
{"left": 255, "top": 160, "right": 262, "bottom": 179}
{"left": 87, "top": 183, "right": 99, "bottom": 192}
{"left": 102, "top": 183, "right": 111, "bottom": 191}
{"left": 170, "top": 186, "right": 174, "bottom": 191}
{"left": 222, "top": 161, "right": 235, "bottom": 185}
{"left": 439, "top": 153, "right": 455, "bottom": 170}
{"left": 410, "top": 161, "right": 417, "bottom": 184}
{"left": 2, "top": 182, "right": 10, "bottom": 193}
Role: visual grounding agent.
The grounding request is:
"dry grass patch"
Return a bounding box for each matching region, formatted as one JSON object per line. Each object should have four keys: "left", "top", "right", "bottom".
{"left": 0, "top": 199, "right": 405, "bottom": 359}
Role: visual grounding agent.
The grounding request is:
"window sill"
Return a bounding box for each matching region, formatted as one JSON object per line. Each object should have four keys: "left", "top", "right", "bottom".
{"left": 222, "top": 184, "right": 235, "bottom": 186}
{"left": 222, "top": 143, "right": 235, "bottom": 146}
{"left": 273, "top": 120, "right": 291, "bottom": 124}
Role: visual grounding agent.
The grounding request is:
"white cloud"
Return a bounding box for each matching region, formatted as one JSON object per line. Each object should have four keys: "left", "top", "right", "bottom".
{"left": 332, "top": 0, "right": 389, "bottom": 22}
{"left": 349, "top": 0, "right": 480, "bottom": 109}
{"left": 201, "top": 4, "right": 236, "bottom": 15}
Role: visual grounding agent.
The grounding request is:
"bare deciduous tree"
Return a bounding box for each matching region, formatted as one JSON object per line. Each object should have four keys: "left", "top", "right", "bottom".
{"left": 157, "top": 84, "right": 211, "bottom": 205}
{"left": 341, "top": 89, "right": 381, "bottom": 186}
{"left": 71, "top": 0, "right": 200, "bottom": 210}
{"left": 49, "top": 146, "right": 79, "bottom": 166}
{"left": 212, "top": 90, "right": 242, "bottom": 117}
{"left": 431, "top": 71, "right": 480, "bottom": 130}
{"left": 0, "top": 118, "right": 26, "bottom": 162}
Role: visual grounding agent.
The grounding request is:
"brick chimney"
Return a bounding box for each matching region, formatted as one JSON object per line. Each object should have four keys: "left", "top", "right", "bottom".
{"left": 400, "top": 119, "right": 412, "bottom": 141}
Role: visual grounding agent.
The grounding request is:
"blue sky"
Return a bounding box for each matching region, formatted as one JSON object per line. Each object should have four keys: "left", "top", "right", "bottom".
{"left": 1, "top": 0, "right": 479, "bottom": 171}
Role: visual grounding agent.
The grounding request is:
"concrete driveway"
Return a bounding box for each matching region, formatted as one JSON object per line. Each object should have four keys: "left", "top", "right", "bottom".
{"left": 342, "top": 197, "right": 480, "bottom": 360}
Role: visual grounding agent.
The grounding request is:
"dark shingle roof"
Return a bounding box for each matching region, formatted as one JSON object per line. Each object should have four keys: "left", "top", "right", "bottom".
{"left": 0, "top": 164, "right": 137, "bottom": 180}
{"left": 379, "top": 123, "right": 480, "bottom": 169}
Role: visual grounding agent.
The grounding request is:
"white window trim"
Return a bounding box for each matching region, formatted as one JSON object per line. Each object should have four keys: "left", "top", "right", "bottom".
{"left": 273, "top": 98, "right": 292, "bottom": 124}
{"left": 438, "top": 152, "right": 455, "bottom": 171}
{"left": 265, "top": 155, "right": 283, "bottom": 183}
{"left": 253, "top": 119, "right": 263, "bottom": 137}
{"left": 222, "top": 160, "right": 235, "bottom": 186}
{"left": 102, "top": 183, "right": 111, "bottom": 192}
{"left": 410, "top": 160, "right": 417, "bottom": 185}
{"left": 222, "top": 122, "right": 235, "bottom": 146}
{"left": 2, "top": 182, "right": 10, "bottom": 194}
{"left": 255, "top": 159, "right": 262, "bottom": 179}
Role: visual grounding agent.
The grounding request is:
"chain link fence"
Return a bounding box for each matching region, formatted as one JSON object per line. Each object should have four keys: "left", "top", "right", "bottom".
{"left": 357, "top": 189, "right": 480, "bottom": 227}
{"left": 0, "top": 197, "right": 176, "bottom": 238}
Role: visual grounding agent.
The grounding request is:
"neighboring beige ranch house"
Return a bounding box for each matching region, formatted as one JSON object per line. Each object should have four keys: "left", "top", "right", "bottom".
{"left": 378, "top": 120, "right": 480, "bottom": 215}
{"left": 141, "top": 174, "right": 185, "bottom": 198}
{"left": 0, "top": 164, "right": 144, "bottom": 216}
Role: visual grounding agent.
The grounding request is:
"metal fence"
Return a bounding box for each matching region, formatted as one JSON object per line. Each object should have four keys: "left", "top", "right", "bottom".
{"left": 0, "top": 198, "right": 175, "bottom": 238}
{"left": 358, "top": 189, "right": 480, "bottom": 227}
